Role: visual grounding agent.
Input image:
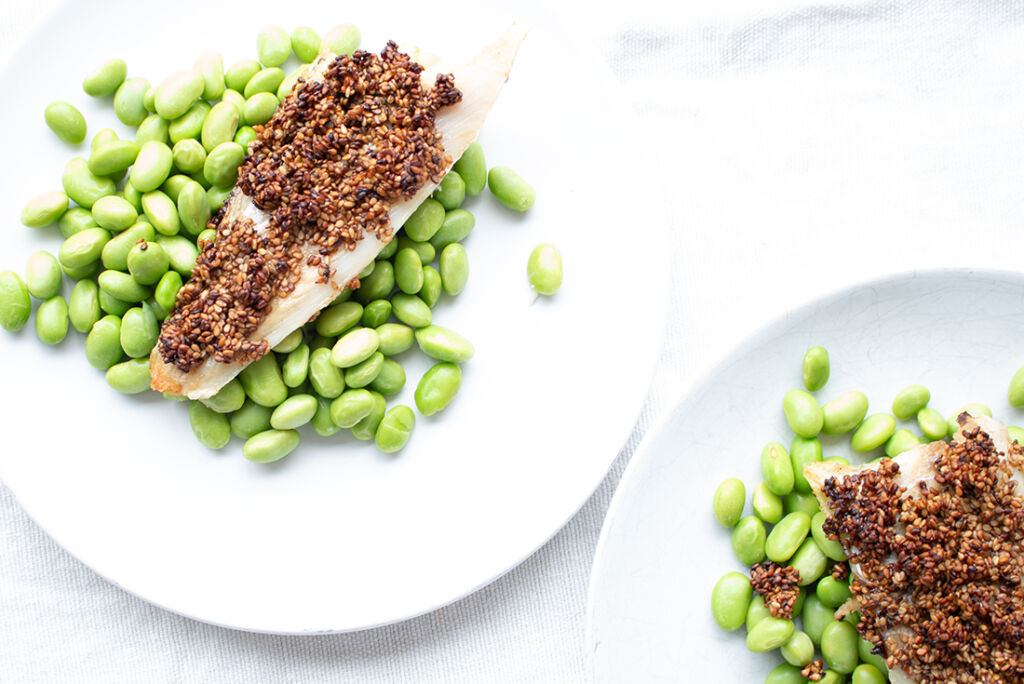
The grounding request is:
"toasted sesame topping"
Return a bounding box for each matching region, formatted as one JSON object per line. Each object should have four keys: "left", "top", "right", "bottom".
{"left": 801, "top": 659, "right": 824, "bottom": 681}
{"left": 750, "top": 561, "right": 802, "bottom": 619}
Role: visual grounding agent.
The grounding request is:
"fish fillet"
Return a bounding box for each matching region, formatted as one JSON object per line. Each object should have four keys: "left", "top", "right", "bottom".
{"left": 150, "top": 26, "right": 527, "bottom": 398}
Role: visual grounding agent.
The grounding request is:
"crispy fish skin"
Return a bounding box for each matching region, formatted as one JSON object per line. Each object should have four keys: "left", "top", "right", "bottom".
{"left": 150, "top": 26, "right": 527, "bottom": 398}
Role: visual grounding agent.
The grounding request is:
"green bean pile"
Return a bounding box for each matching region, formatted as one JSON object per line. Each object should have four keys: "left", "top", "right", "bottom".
{"left": 711, "top": 347, "right": 1024, "bottom": 684}
{"left": 0, "top": 24, "right": 558, "bottom": 463}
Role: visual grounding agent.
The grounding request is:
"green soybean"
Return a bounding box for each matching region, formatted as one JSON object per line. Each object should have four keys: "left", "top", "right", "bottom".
{"left": 414, "top": 362, "right": 462, "bottom": 416}
{"left": 45, "top": 101, "right": 87, "bottom": 144}
{"left": 119, "top": 304, "right": 158, "bottom": 357}
{"left": 780, "top": 630, "right": 815, "bottom": 667}
{"left": 201, "top": 379, "right": 246, "bottom": 413}
{"left": 243, "top": 429, "right": 300, "bottom": 463}
{"left": 90, "top": 195, "right": 137, "bottom": 231}
{"left": 783, "top": 389, "right": 823, "bottom": 438}
{"left": 26, "top": 251, "right": 62, "bottom": 299}
{"left": 439, "top": 244, "right": 469, "bottom": 296}
{"left": 914, "top": 407, "right": 945, "bottom": 441}
{"left": 811, "top": 511, "right": 847, "bottom": 561}
{"left": 281, "top": 343, "right": 310, "bottom": 388}
{"left": 316, "top": 301, "right": 363, "bottom": 337}
{"left": 21, "top": 190, "right": 68, "bottom": 228}
{"left": 225, "top": 60, "right": 261, "bottom": 92}
{"left": 760, "top": 442, "right": 794, "bottom": 496}
{"left": 88, "top": 141, "right": 140, "bottom": 178}
{"left": 947, "top": 402, "right": 992, "bottom": 436}
{"left": 415, "top": 325, "right": 474, "bottom": 363}
{"left": 203, "top": 142, "right": 246, "bottom": 187}
{"left": 172, "top": 140, "right": 207, "bottom": 175}
{"left": 331, "top": 328, "right": 379, "bottom": 368}
{"left": 309, "top": 347, "right": 346, "bottom": 398}
{"left": 155, "top": 70, "right": 204, "bottom": 120}
{"left": 35, "top": 296, "right": 69, "bottom": 344}
{"left": 376, "top": 323, "right": 414, "bottom": 356}
{"left": 731, "top": 515, "right": 767, "bottom": 565}
{"left": 765, "top": 663, "right": 807, "bottom": 684}
{"left": 751, "top": 481, "right": 783, "bottom": 524}
{"left": 403, "top": 199, "right": 445, "bottom": 242}
{"left": 765, "top": 511, "right": 811, "bottom": 563}
{"left": 858, "top": 638, "right": 889, "bottom": 675}
{"left": 99, "top": 270, "right": 151, "bottom": 303}
{"left": 453, "top": 141, "right": 486, "bottom": 195}
{"left": 277, "top": 72, "right": 298, "bottom": 100}
{"left": 1008, "top": 425, "right": 1024, "bottom": 445}
{"left": 430, "top": 209, "right": 475, "bottom": 249}
{"left": 821, "top": 620, "right": 859, "bottom": 674}
{"left": 851, "top": 664, "right": 886, "bottom": 684}
{"left": 347, "top": 391, "right": 385, "bottom": 440}
{"left": 355, "top": 261, "right": 395, "bottom": 304}
{"left": 82, "top": 58, "right": 126, "bottom": 96}
{"left": 816, "top": 576, "right": 852, "bottom": 608}
{"left": 68, "top": 280, "right": 101, "bottom": 333}
{"left": 168, "top": 101, "right": 210, "bottom": 143}
{"left": 345, "top": 351, "right": 384, "bottom": 388}
{"left": 270, "top": 394, "right": 317, "bottom": 430}
{"left": 201, "top": 101, "right": 241, "bottom": 152}
{"left": 194, "top": 51, "right": 225, "bottom": 100}
{"left": 291, "top": 27, "right": 321, "bottom": 63}
{"left": 102, "top": 222, "right": 155, "bottom": 270}
{"left": 377, "top": 238, "right": 399, "bottom": 261}
{"left": 310, "top": 395, "right": 341, "bottom": 437}
{"left": 155, "top": 234, "right": 199, "bottom": 276}
{"left": 135, "top": 114, "right": 170, "bottom": 146}
{"left": 323, "top": 24, "right": 360, "bottom": 55}
{"left": 711, "top": 571, "right": 753, "bottom": 631}
{"left": 207, "top": 185, "right": 233, "bottom": 211}
{"left": 230, "top": 400, "right": 274, "bottom": 439}
{"left": 369, "top": 358, "right": 406, "bottom": 396}
{"left": 59, "top": 207, "right": 99, "bottom": 238}
{"left": 375, "top": 405, "right": 415, "bottom": 453}
{"left": 106, "top": 358, "right": 151, "bottom": 393}
{"left": 243, "top": 67, "right": 285, "bottom": 99}
{"left": 488, "top": 166, "right": 535, "bottom": 211}
{"left": 239, "top": 354, "right": 288, "bottom": 407}
{"left": 391, "top": 293, "right": 432, "bottom": 328}
{"left": 126, "top": 242, "right": 169, "bottom": 287}
{"left": 885, "top": 428, "right": 920, "bottom": 458}
{"left": 123, "top": 183, "right": 144, "bottom": 213}
{"left": 177, "top": 180, "right": 211, "bottom": 236}
{"left": 784, "top": 491, "right": 820, "bottom": 517}
{"left": 801, "top": 345, "right": 830, "bottom": 391}
{"left": 161, "top": 174, "right": 192, "bottom": 204}
{"left": 394, "top": 248, "right": 424, "bottom": 295}
{"left": 527, "top": 243, "right": 563, "bottom": 296}
{"left": 256, "top": 26, "right": 291, "bottom": 67}
{"left": 189, "top": 401, "right": 231, "bottom": 449}
{"left": 851, "top": 413, "right": 896, "bottom": 451}
{"left": 59, "top": 227, "right": 110, "bottom": 272}
{"left": 330, "top": 389, "right": 375, "bottom": 428}
{"left": 91, "top": 128, "right": 119, "bottom": 152}
{"left": 85, "top": 315, "right": 123, "bottom": 369}
{"left": 746, "top": 617, "right": 794, "bottom": 653}
{"left": 794, "top": 540, "right": 830, "bottom": 584}
{"left": 361, "top": 300, "right": 392, "bottom": 328}
{"left": 273, "top": 329, "right": 303, "bottom": 353}
{"left": 433, "top": 171, "right": 466, "bottom": 210}
{"left": 420, "top": 266, "right": 442, "bottom": 307}
{"left": 822, "top": 391, "right": 869, "bottom": 435}
{"left": 98, "top": 289, "right": 132, "bottom": 316}
{"left": 790, "top": 435, "right": 822, "bottom": 494}
{"left": 142, "top": 86, "right": 156, "bottom": 113}
{"left": 396, "top": 235, "right": 436, "bottom": 264}
{"left": 63, "top": 158, "right": 115, "bottom": 208}
{"left": 0, "top": 272, "right": 31, "bottom": 332}
{"left": 802, "top": 594, "right": 834, "bottom": 646}
{"left": 892, "top": 384, "right": 930, "bottom": 419}
{"left": 713, "top": 478, "right": 746, "bottom": 527}
{"left": 128, "top": 141, "right": 172, "bottom": 192}
{"left": 1008, "top": 365, "right": 1024, "bottom": 407}
{"left": 243, "top": 92, "right": 279, "bottom": 125}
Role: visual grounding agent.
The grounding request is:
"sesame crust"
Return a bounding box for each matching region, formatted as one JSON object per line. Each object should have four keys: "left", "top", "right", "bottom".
{"left": 158, "top": 42, "right": 461, "bottom": 374}
{"left": 820, "top": 426, "right": 1024, "bottom": 683}
{"left": 749, "top": 561, "right": 801, "bottom": 619}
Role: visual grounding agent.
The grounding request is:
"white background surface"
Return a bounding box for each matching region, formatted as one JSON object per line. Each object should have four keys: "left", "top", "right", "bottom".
{"left": 1, "top": 0, "right": 1023, "bottom": 681}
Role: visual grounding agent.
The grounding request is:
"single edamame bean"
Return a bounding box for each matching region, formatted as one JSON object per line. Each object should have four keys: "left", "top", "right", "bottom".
{"left": 201, "top": 379, "right": 246, "bottom": 413}
{"left": 98, "top": 270, "right": 151, "bottom": 303}
{"left": 780, "top": 630, "right": 815, "bottom": 667}
{"left": 851, "top": 664, "right": 886, "bottom": 684}
{"left": 369, "top": 357, "right": 406, "bottom": 396}
{"left": 784, "top": 492, "right": 820, "bottom": 517}
{"left": 119, "top": 304, "right": 158, "bottom": 357}
{"left": 330, "top": 389, "right": 375, "bottom": 428}
{"left": 85, "top": 314, "right": 123, "bottom": 369}
{"left": 135, "top": 114, "right": 170, "bottom": 146}
{"left": 26, "top": 251, "right": 62, "bottom": 299}
{"left": 821, "top": 620, "right": 859, "bottom": 674}
{"left": 394, "top": 248, "right": 424, "bottom": 295}
{"left": 375, "top": 405, "right": 415, "bottom": 453}
{"left": 155, "top": 235, "right": 198, "bottom": 276}
{"left": 106, "top": 357, "right": 151, "bottom": 393}
{"left": 802, "top": 346, "right": 830, "bottom": 391}
{"left": 0, "top": 272, "right": 31, "bottom": 332}
{"left": 112, "top": 77, "right": 150, "bottom": 126}
{"left": 746, "top": 617, "right": 794, "bottom": 653}
{"left": 430, "top": 209, "right": 475, "bottom": 249}
{"left": 35, "top": 296, "right": 69, "bottom": 344}
{"left": 168, "top": 101, "right": 210, "bottom": 143}
{"left": 309, "top": 347, "right": 345, "bottom": 398}
{"left": 414, "top": 362, "right": 462, "bottom": 416}
{"left": 892, "top": 385, "right": 930, "bottom": 419}
{"left": 760, "top": 442, "right": 794, "bottom": 496}
{"left": 802, "top": 594, "right": 834, "bottom": 646}
{"left": 403, "top": 198, "right": 445, "bottom": 241}
{"left": 230, "top": 400, "right": 273, "bottom": 439}
{"left": 858, "top": 638, "right": 889, "bottom": 675}
{"left": 62, "top": 158, "right": 115, "bottom": 208}
{"left": 161, "top": 174, "right": 192, "bottom": 203}
{"left": 154, "top": 70, "right": 204, "bottom": 120}
{"left": 311, "top": 395, "right": 341, "bottom": 437}
{"left": 765, "top": 663, "right": 806, "bottom": 684}
{"left": 256, "top": 26, "right": 290, "bottom": 67}
{"left": 201, "top": 101, "right": 240, "bottom": 152}
{"left": 68, "top": 280, "right": 101, "bottom": 333}
{"left": 203, "top": 142, "right": 246, "bottom": 187}
{"left": 142, "top": 86, "right": 156, "bottom": 113}
{"left": 488, "top": 166, "right": 535, "bottom": 211}
{"left": 377, "top": 238, "right": 398, "bottom": 261}
{"left": 453, "top": 141, "right": 486, "bottom": 195}
{"left": 270, "top": 394, "right": 317, "bottom": 430}
{"left": 21, "top": 190, "right": 68, "bottom": 228}
{"left": 391, "top": 293, "right": 432, "bottom": 328}
{"left": 243, "top": 429, "right": 300, "bottom": 463}
{"left": 243, "top": 67, "right": 285, "bottom": 99}
{"left": 127, "top": 241, "right": 169, "bottom": 286}
{"left": 102, "top": 222, "right": 154, "bottom": 270}
{"left": 822, "top": 391, "right": 869, "bottom": 435}
{"left": 1009, "top": 365, "right": 1024, "bottom": 407}
{"left": 82, "top": 58, "right": 126, "bottom": 96}
{"left": 207, "top": 185, "right": 233, "bottom": 212}
{"left": 291, "top": 27, "right": 321, "bottom": 63}
{"left": 330, "top": 328, "right": 379, "bottom": 368}
{"left": 396, "top": 235, "right": 436, "bottom": 264}
{"left": 711, "top": 571, "right": 753, "bottom": 631}
{"left": 273, "top": 328, "right": 303, "bottom": 353}
{"left": 59, "top": 227, "right": 110, "bottom": 272}
{"left": 194, "top": 51, "right": 225, "bottom": 101}
{"left": 239, "top": 354, "right": 288, "bottom": 407}
{"left": 91, "top": 195, "right": 137, "bottom": 231}
{"left": 376, "top": 323, "right": 414, "bottom": 356}
{"left": 415, "top": 325, "right": 474, "bottom": 363}
{"left": 783, "top": 389, "right": 824, "bottom": 438}
{"left": 323, "top": 24, "right": 360, "bottom": 55}
{"left": 440, "top": 243, "right": 469, "bottom": 296}
{"left": 351, "top": 394, "right": 388, "bottom": 440}
{"left": 851, "top": 414, "right": 896, "bottom": 452}
{"left": 177, "top": 181, "right": 211, "bottom": 236}
{"left": 225, "top": 60, "right": 261, "bottom": 92}
{"left": 916, "top": 407, "right": 946, "bottom": 441}
{"left": 316, "top": 301, "right": 363, "bottom": 337}
{"left": 89, "top": 141, "right": 140, "bottom": 178}
{"left": 361, "top": 300, "right": 391, "bottom": 328}
{"left": 731, "top": 515, "right": 767, "bottom": 565}
{"left": 527, "top": 243, "right": 562, "bottom": 296}
{"left": 45, "top": 101, "right": 87, "bottom": 144}
{"left": 811, "top": 511, "right": 847, "bottom": 561}
{"left": 153, "top": 270, "right": 182, "bottom": 314}
{"left": 1008, "top": 425, "right": 1024, "bottom": 444}
{"left": 765, "top": 512, "right": 811, "bottom": 563}
{"left": 59, "top": 207, "right": 98, "bottom": 237}
{"left": 790, "top": 537, "right": 829, "bottom": 583}
{"left": 790, "top": 436, "right": 822, "bottom": 494}
{"left": 243, "top": 92, "right": 279, "bottom": 125}
{"left": 91, "top": 128, "right": 119, "bottom": 152}
{"left": 130, "top": 141, "right": 173, "bottom": 192}
{"left": 712, "top": 478, "right": 746, "bottom": 527}
{"left": 751, "top": 482, "right": 783, "bottom": 524}
{"left": 420, "top": 266, "right": 443, "bottom": 307}
{"left": 355, "top": 261, "right": 395, "bottom": 304}
{"left": 98, "top": 288, "right": 131, "bottom": 316}
{"left": 344, "top": 351, "right": 384, "bottom": 388}
{"left": 746, "top": 594, "right": 772, "bottom": 631}
{"left": 817, "top": 576, "right": 852, "bottom": 608}
{"left": 282, "top": 343, "right": 310, "bottom": 388}
{"left": 947, "top": 403, "right": 992, "bottom": 436}
{"left": 433, "top": 171, "right": 466, "bottom": 210}
{"left": 885, "top": 428, "right": 920, "bottom": 458}
{"left": 189, "top": 401, "right": 231, "bottom": 449}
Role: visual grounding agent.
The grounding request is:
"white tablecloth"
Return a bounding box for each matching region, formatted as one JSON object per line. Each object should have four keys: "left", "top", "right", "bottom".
{"left": 2, "top": 0, "right": 1022, "bottom": 681}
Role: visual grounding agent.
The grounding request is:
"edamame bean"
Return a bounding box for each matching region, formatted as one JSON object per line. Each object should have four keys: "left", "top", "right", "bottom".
{"left": 1008, "top": 425, "right": 1024, "bottom": 444}
{"left": 377, "top": 239, "right": 398, "bottom": 261}
{"left": 403, "top": 198, "right": 445, "bottom": 242}
{"left": 0, "top": 272, "right": 31, "bottom": 332}
{"left": 201, "top": 379, "right": 246, "bottom": 413}
{"left": 527, "top": 243, "right": 563, "bottom": 296}
{"left": 488, "top": 166, "right": 535, "bottom": 211}
{"left": 780, "top": 630, "right": 815, "bottom": 667}
{"left": 433, "top": 171, "right": 465, "bottom": 210}
{"left": 851, "top": 664, "right": 885, "bottom": 684}
{"left": 168, "top": 101, "right": 210, "bottom": 143}
{"left": 765, "top": 663, "right": 806, "bottom": 684}
{"left": 171, "top": 140, "right": 205, "bottom": 177}
{"left": 203, "top": 142, "right": 246, "bottom": 187}
{"left": 816, "top": 576, "right": 852, "bottom": 608}
{"left": 243, "top": 67, "right": 285, "bottom": 99}
{"left": 375, "top": 405, "right": 414, "bottom": 453}
{"left": 82, "top": 58, "right": 126, "bottom": 96}
{"left": 277, "top": 72, "right": 299, "bottom": 99}
{"left": 155, "top": 234, "right": 198, "bottom": 276}
{"left": 136, "top": 114, "right": 170, "bottom": 146}
{"left": 102, "top": 222, "right": 154, "bottom": 270}
{"left": 230, "top": 400, "right": 273, "bottom": 439}
{"left": 361, "top": 300, "right": 391, "bottom": 328}
{"left": 790, "top": 536, "right": 829, "bottom": 586}
{"left": 811, "top": 511, "right": 846, "bottom": 561}
{"left": 225, "top": 60, "right": 261, "bottom": 92}
{"left": 45, "top": 101, "right": 87, "bottom": 144}
{"left": 239, "top": 354, "right": 288, "bottom": 407}
{"left": 207, "top": 185, "right": 233, "bottom": 211}
{"left": 68, "top": 280, "right": 101, "bottom": 333}
{"left": 851, "top": 413, "right": 895, "bottom": 452}
{"left": 106, "top": 357, "right": 151, "bottom": 393}
{"left": 310, "top": 395, "right": 341, "bottom": 437}
{"left": 99, "top": 270, "right": 151, "bottom": 303}
{"left": 858, "top": 638, "right": 888, "bottom": 675}
{"left": 439, "top": 243, "right": 469, "bottom": 296}
{"left": 323, "top": 24, "right": 360, "bottom": 55}
{"left": 59, "top": 207, "right": 98, "bottom": 238}
{"left": 123, "top": 183, "right": 143, "bottom": 213}
{"left": 21, "top": 190, "right": 68, "bottom": 228}
{"left": 414, "top": 362, "right": 462, "bottom": 416}
{"left": 98, "top": 289, "right": 131, "bottom": 316}
{"left": 376, "top": 323, "right": 414, "bottom": 356}
{"left": 91, "top": 128, "right": 119, "bottom": 152}
{"left": 369, "top": 358, "right": 406, "bottom": 396}
{"left": 420, "top": 266, "right": 442, "bottom": 307}
{"left": 751, "top": 482, "right": 783, "bottom": 524}
{"left": 143, "top": 86, "right": 156, "bottom": 113}
{"left": 453, "top": 141, "right": 486, "bottom": 195}
{"left": 760, "top": 442, "right": 794, "bottom": 496}
{"left": 155, "top": 70, "right": 204, "bottom": 120}
{"left": 89, "top": 140, "right": 140, "bottom": 177}
{"left": 414, "top": 327, "right": 474, "bottom": 366}
{"left": 316, "top": 301, "right": 363, "bottom": 337}
{"left": 1008, "top": 365, "right": 1024, "bottom": 408}
{"left": 885, "top": 428, "right": 920, "bottom": 458}
{"left": 911, "top": 407, "right": 942, "bottom": 442}
{"left": 330, "top": 389, "right": 375, "bottom": 428}
{"left": 119, "top": 304, "right": 158, "bottom": 357}
{"left": 822, "top": 391, "right": 869, "bottom": 435}
{"left": 91, "top": 195, "right": 137, "bottom": 231}
{"left": 821, "top": 621, "right": 859, "bottom": 674}
{"left": 201, "top": 101, "right": 240, "bottom": 152}
{"left": 189, "top": 401, "right": 231, "bottom": 449}
{"left": 162, "top": 175, "right": 191, "bottom": 204}
{"left": 111, "top": 76, "right": 150, "bottom": 126}
{"left": 282, "top": 343, "right": 310, "bottom": 388}
{"left": 126, "top": 241, "right": 169, "bottom": 286}
{"left": 243, "top": 429, "right": 300, "bottom": 463}
{"left": 130, "top": 141, "right": 173, "bottom": 192}
{"left": 152, "top": 272, "right": 181, "bottom": 316}
{"left": 947, "top": 402, "right": 992, "bottom": 436}
{"left": 291, "top": 27, "right": 321, "bottom": 63}
{"left": 256, "top": 26, "right": 291, "bottom": 67}
{"left": 344, "top": 351, "right": 384, "bottom": 388}
{"left": 309, "top": 347, "right": 346, "bottom": 398}
{"left": 746, "top": 617, "right": 795, "bottom": 653}
{"left": 243, "top": 92, "right": 279, "bottom": 125}
{"left": 784, "top": 491, "right": 820, "bottom": 517}
{"left": 59, "top": 227, "right": 110, "bottom": 272}
{"left": 273, "top": 329, "right": 303, "bottom": 353}
{"left": 801, "top": 594, "right": 834, "bottom": 646}
{"left": 790, "top": 436, "right": 822, "bottom": 494}
{"left": 396, "top": 235, "right": 436, "bottom": 264}
{"left": 35, "top": 296, "right": 68, "bottom": 344}
{"left": 63, "top": 158, "right": 115, "bottom": 208}
{"left": 394, "top": 248, "right": 424, "bottom": 295}
{"left": 429, "top": 209, "right": 475, "bottom": 249}
{"left": 194, "top": 51, "right": 225, "bottom": 100}
{"left": 330, "top": 328, "right": 379, "bottom": 368}
{"left": 765, "top": 512, "right": 811, "bottom": 563}
{"left": 892, "top": 385, "right": 930, "bottom": 419}
{"left": 711, "top": 571, "right": 753, "bottom": 631}
{"left": 391, "top": 293, "right": 432, "bottom": 328}
{"left": 177, "top": 180, "right": 211, "bottom": 236}
{"left": 731, "top": 515, "right": 767, "bottom": 565}
{"left": 713, "top": 478, "right": 746, "bottom": 527}
{"left": 347, "top": 392, "right": 385, "bottom": 440}
{"left": 85, "top": 314, "right": 123, "bottom": 369}
{"left": 802, "top": 346, "right": 829, "bottom": 391}
{"left": 270, "top": 394, "right": 317, "bottom": 430}
{"left": 26, "top": 251, "right": 62, "bottom": 299}
{"left": 355, "top": 261, "right": 395, "bottom": 304}
{"left": 783, "top": 389, "right": 824, "bottom": 438}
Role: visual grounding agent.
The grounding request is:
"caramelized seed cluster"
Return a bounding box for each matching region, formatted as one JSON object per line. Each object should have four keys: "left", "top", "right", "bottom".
{"left": 822, "top": 425, "right": 1024, "bottom": 683}
{"left": 159, "top": 42, "right": 461, "bottom": 373}
{"left": 750, "top": 561, "right": 802, "bottom": 619}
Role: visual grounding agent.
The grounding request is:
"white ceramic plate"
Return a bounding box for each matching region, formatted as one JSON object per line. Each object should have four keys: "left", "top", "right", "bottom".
{"left": 0, "top": 0, "right": 667, "bottom": 633}
{"left": 586, "top": 269, "right": 1024, "bottom": 681}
